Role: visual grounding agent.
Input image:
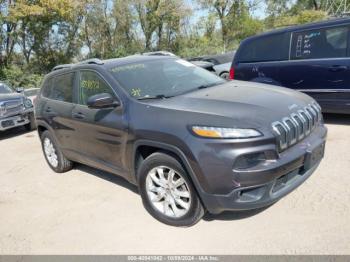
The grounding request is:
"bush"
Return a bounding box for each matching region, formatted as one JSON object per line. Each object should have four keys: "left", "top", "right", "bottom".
{"left": 0, "top": 66, "right": 43, "bottom": 89}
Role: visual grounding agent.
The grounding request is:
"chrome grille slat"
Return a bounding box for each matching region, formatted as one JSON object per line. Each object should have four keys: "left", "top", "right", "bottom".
{"left": 272, "top": 102, "right": 322, "bottom": 151}
{"left": 0, "top": 99, "right": 23, "bottom": 118}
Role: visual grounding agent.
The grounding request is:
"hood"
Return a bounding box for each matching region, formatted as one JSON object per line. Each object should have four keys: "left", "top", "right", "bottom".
{"left": 0, "top": 92, "right": 25, "bottom": 101}
{"left": 146, "top": 80, "right": 314, "bottom": 129}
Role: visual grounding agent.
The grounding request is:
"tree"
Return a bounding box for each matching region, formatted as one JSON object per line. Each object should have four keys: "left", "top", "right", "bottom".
{"left": 5, "top": 0, "right": 86, "bottom": 72}
{"left": 132, "top": 0, "right": 189, "bottom": 51}
{"left": 197, "top": 0, "right": 262, "bottom": 51}
{"left": 0, "top": 0, "right": 17, "bottom": 67}
{"left": 266, "top": 0, "right": 328, "bottom": 28}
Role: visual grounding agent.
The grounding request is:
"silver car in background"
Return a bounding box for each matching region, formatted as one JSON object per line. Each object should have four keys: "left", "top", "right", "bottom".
{"left": 188, "top": 51, "right": 235, "bottom": 79}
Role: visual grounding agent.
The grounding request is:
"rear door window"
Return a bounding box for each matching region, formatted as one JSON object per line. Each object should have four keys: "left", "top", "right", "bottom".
{"left": 41, "top": 78, "right": 52, "bottom": 98}
{"left": 290, "top": 25, "right": 349, "bottom": 60}
{"left": 46, "top": 73, "right": 75, "bottom": 103}
{"left": 237, "top": 33, "right": 290, "bottom": 62}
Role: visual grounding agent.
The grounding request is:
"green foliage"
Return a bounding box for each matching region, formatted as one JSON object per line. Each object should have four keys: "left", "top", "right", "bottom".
{"left": 296, "top": 10, "right": 328, "bottom": 24}
{"left": 0, "top": 65, "right": 43, "bottom": 88}
{"left": 273, "top": 10, "right": 328, "bottom": 28}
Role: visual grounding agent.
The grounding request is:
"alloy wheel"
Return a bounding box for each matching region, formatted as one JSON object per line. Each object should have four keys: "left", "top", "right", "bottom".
{"left": 145, "top": 166, "right": 191, "bottom": 218}
{"left": 43, "top": 137, "right": 58, "bottom": 168}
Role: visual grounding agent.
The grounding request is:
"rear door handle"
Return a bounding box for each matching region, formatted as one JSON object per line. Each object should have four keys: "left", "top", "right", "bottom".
{"left": 72, "top": 112, "right": 85, "bottom": 119}
{"left": 328, "top": 65, "right": 348, "bottom": 72}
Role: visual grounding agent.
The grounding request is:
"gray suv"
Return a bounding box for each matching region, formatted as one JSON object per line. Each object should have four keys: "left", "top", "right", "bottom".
{"left": 35, "top": 56, "right": 327, "bottom": 226}
{"left": 0, "top": 82, "right": 35, "bottom": 132}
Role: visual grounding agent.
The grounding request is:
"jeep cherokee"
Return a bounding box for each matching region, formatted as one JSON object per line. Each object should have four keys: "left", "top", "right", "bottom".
{"left": 35, "top": 56, "right": 327, "bottom": 226}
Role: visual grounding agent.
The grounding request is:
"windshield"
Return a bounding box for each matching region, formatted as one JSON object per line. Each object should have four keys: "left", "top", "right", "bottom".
{"left": 109, "top": 58, "right": 226, "bottom": 99}
{"left": 0, "top": 83, "right": 13, "bottom": 94}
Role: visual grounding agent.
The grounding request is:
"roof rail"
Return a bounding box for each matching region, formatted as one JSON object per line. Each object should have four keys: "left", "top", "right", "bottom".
{"left": 77, "top": 58, "right": 104, "bottom": 65}
{"left": 52, "top": 64, "right": 73, "bottom": 71}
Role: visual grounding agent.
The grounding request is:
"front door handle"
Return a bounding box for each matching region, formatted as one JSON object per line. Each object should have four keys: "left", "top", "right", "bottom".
{"left": 72, "top": 112, "right": 85, "bottom": 119}
{"left": 328, "top": 65, "right": 348, "bottom": 72}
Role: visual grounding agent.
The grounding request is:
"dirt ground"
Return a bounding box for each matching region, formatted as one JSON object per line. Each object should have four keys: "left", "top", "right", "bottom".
{"left": 0, "top": 114, "right": 349, "bottom": 255}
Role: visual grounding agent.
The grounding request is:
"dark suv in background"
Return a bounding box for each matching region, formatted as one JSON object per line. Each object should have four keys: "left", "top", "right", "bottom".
{"left": 35, "top": 56, "right": 326, "bottom": 226}
{"left": 231, "top": 18, "right": 350, "bottom": 114}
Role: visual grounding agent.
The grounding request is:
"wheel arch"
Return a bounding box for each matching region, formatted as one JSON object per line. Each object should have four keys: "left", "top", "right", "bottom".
{"left": 132, "top": 140, "right": 205, "bottom": 200}
{"left": 36, "top": 120, "right": 59, "bottom": 144}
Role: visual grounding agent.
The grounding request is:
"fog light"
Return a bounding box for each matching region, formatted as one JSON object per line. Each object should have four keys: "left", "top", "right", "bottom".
{"left": 234, "top": 152, "right": 266, "bottom": 170}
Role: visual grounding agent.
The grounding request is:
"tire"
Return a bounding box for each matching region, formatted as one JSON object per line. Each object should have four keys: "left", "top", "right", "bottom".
{"left": 25, "top": 113, "right": 36, "bottom": 131}
{"left": 40, "top": 130, "right": 73, "bottom": 173}
{"left": 138, "top": 152, "right": 205, "bottom": 227}
{"left": 220, "top": 72, "right": 229, "bottom": 80}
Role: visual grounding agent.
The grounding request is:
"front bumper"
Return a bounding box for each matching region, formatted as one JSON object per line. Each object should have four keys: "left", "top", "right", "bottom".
{"left": 189, "top": 124, "right": 327, "bottom": 214}
{"left": 0, "top": 110, "right": 33, "bottom": 131}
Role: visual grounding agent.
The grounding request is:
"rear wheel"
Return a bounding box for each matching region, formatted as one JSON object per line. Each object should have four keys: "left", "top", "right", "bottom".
{"left": 40, "top": 130, "right": 73, "bottom": 173}
{"left": 138, "top": 152, "right": 205, "bottom": 227}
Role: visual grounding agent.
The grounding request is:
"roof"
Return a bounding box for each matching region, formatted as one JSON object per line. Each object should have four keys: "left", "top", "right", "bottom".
{"left": 50, "top": 55, "right": 175, "bottom": 74}
{"left": 102, "top": 55, "right": 174, "bottom": 68}
{"left": 244, "top": 17, "right": 350, "bottom": 41}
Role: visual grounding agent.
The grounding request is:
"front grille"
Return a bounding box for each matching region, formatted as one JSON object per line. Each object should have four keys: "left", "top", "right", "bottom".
{"left": 272, "top": 102, "right": 322, "bottom": 151}
{"left": 0, "top": 99, "right": 24, "bottom": 118}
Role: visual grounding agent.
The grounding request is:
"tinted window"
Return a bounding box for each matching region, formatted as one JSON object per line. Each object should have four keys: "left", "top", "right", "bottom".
{"left": 48, "top": 73, "right": 75, "bottom": 102}
{"left": 291, "top": 26, "right": 348, "bottom": 60}
{"left": 212, "top": 52, "right": 235, "bottom": 64}
{"left": 79, "top": 71, "right": 114, "bottom": 105}
{"left": 109, "top": 59, "right": 225, "bottom": 99}
{"left": 0, "top": 83, "right": 13, "bottom": 94}
{"left": 41, "top": 78, "right": 52, "bottom": 98}
{"left": 237, "top": 33, "right": 290, "bottom": 62}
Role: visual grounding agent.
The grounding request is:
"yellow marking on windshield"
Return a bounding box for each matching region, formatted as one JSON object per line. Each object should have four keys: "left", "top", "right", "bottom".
{"left": 131, "top": 88, "right": 141, "bottom": 97}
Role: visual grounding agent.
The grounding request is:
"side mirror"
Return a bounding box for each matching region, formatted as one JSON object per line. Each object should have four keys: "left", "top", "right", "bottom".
{"left": 16, "top": 87, "right": 24, "bottom": 93}
{"left": 87, "top": 93, "right": 120, "bottom": 109}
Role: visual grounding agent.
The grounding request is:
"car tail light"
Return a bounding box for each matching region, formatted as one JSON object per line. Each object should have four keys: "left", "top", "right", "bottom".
{"left": 229, "top": 67, "right": 235, "bottom": 80}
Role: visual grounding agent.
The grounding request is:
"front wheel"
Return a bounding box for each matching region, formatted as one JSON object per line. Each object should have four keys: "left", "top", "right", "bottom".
{"left": 138, "top": 152, "right": 205, "bottom": 227}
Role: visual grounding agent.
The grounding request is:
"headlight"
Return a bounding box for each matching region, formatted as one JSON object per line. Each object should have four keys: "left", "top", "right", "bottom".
{"left": 191, "top": 126, "right": 262, "bottom": 139}
{"left": 24, "top": 98, "right": 33, "bottom": 108}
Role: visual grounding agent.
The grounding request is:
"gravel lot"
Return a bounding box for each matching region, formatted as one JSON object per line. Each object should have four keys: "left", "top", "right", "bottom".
{"left": 0, "top": 114, "right": 349, "bottom": 255}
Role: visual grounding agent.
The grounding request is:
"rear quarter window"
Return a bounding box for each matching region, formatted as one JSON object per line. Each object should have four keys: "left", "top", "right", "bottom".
{"left": 290, "top": 25, "right": 349, "bottom": 60}
{"left": 236, "top": 32, "right": 290, "bottom": 63}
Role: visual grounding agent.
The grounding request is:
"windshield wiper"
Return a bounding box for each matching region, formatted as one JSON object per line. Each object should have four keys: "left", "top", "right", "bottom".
{"left": 137, "top": 94, "right": 172, "bottom": 100}
{"left": 195, "top": 81, "right": 224, "bottom": 90}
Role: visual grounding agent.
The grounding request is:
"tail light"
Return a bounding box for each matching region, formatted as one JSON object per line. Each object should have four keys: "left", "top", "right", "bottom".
{"left": 229, "top": 67, "right": 235, "bottom": 80}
